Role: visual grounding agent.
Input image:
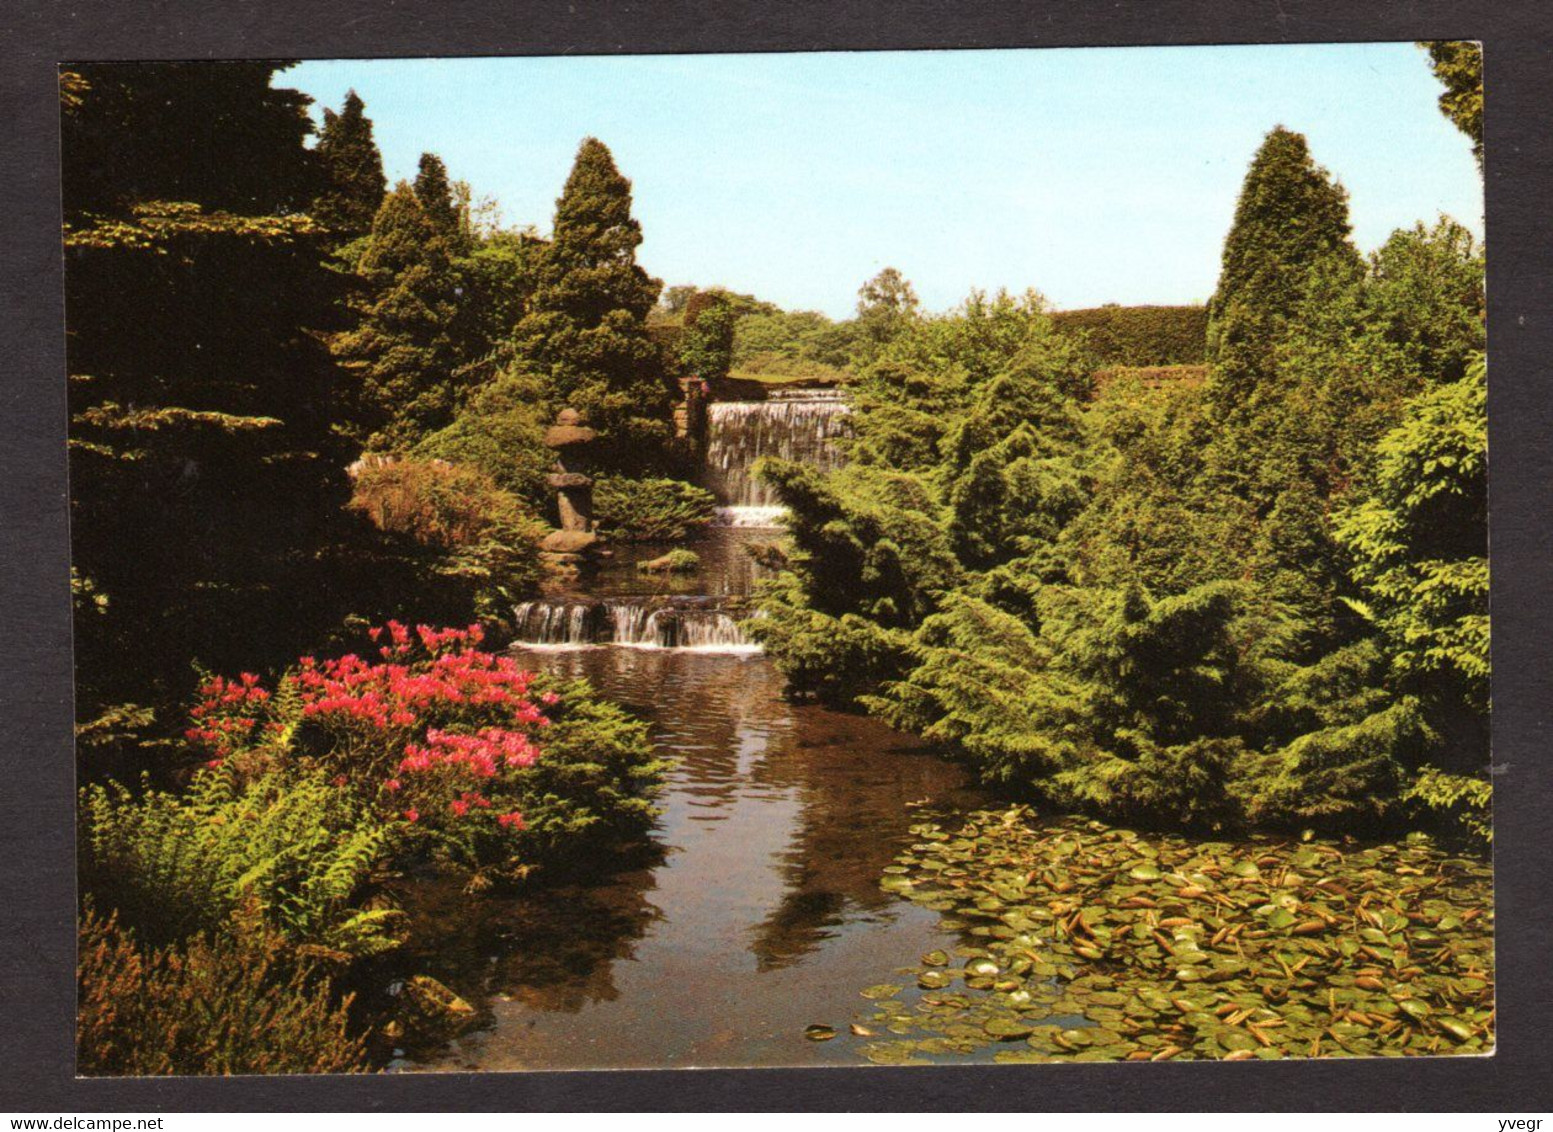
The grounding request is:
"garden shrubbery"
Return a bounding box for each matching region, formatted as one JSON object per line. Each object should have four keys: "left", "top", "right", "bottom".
{"left": 79, "top": 622, "right": 665, "bottom": 1073}
{"left": 349, "top": 458, "right": 544, "bottom": 621}
{"left": 1050, "top": 304, "right": 1208, "bottom": 367}
{"left": 752, "top": 160, "right": 1488, "bottom": 844}
{"left": 592, "top": 476, "right": 716, "bottom": 542}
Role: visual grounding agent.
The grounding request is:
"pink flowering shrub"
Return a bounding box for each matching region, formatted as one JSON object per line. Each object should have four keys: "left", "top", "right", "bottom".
{"left": 186, "top": 622, "right": 663, "bottom": 871}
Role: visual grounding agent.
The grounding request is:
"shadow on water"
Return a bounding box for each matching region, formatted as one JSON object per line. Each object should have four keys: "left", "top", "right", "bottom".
{"left": 399, "top": 526, "right": 991, "bottom": 1071}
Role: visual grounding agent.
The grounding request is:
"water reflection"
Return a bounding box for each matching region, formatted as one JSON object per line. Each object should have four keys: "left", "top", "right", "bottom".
{"left": 405, "top": 528, "right": 985, "bottom": 1071}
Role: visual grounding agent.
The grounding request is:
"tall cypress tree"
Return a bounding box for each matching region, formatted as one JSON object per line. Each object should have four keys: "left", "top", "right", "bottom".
{"left": 511, "top": 137, "right": 671, "bottom": 471}
{"left": 313, "top": 90, "right": 386, "bottom": 238}
{"left": 334, "top": 182, "right": 461, "bottom": 451}
{"left": 412, "top": 151, "right": 469, "bottom": 253}
{"left": 1206, "top": 127, "right": 1360, "bottom": 411}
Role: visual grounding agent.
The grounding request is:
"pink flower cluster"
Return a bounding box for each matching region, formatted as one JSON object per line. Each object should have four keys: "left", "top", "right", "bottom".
{"left": 400, "top": 727, "right": 540, "bottom": 779}
{"left": 184, "top": 624, "right": 548, "bottom": 840}
{"left": 289, "top": 626, "right": 546, "bottom": 734}
{"left": 185, "top": 672, "right": 272, "bottom": 760}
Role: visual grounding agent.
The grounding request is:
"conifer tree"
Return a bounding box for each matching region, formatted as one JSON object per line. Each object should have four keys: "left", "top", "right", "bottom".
{"left": 313, "top": 90, "right": 386, "bottom": 238}
{"left": 334, "top": 183, "right": 461, "bottom": 450}
{"left": 1421, "top": 41, "right": 1483, "bottom": 166}
{"left": 62, "top": 63, "right": 363, "bottom": 717}
{"left": 511, "top": 137, "right": 670, "bottom": 471}
{"left": 1205, "top": 127, "right": 1361, "bottom": 409}
{"left": 412, "top": 151, "right": 470, "bottom": 255}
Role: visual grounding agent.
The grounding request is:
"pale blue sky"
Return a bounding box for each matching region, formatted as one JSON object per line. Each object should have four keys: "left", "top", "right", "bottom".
{"left": 288, "top": 45, "right": 1483, "bottom": 319}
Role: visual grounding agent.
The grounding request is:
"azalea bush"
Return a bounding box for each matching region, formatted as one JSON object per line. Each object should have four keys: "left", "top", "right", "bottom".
{"left": 186, "top": 621, "right": 664, "bottom": 873}
{"left": 348, "top": 458, "right": 544, "bottom": 623}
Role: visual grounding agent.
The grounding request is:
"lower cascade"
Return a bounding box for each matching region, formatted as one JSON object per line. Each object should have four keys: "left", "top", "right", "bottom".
{"left": 512, "top": 597, "right": 758, "bottom": 652}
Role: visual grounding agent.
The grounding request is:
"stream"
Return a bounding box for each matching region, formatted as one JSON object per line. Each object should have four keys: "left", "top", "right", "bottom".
{"left": 400, "top": 392, "right": 992, "bottom": 1071}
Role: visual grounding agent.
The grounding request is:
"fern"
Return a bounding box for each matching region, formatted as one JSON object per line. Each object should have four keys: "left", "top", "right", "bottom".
{"left": 81, "top": 766, "right": 402, "bottom": 955}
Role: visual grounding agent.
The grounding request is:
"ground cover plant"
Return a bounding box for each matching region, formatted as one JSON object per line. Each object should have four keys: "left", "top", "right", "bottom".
{"left": 836, "top": 808, "right": 1492, "bottom": 1064}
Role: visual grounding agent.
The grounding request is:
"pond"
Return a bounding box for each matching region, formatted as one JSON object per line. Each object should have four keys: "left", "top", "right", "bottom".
{"left": 398, "top": 525, "right": 991, "bottom": 1071}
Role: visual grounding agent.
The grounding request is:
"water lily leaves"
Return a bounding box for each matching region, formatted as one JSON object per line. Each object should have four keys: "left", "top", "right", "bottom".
{"left": 983, "top": 1016, "right": 1037, "bottom": 1041}
{"left": 804, "top": 1024, "right": 837, "bottom": 1041}
{"left": 854, "top": 811, "right": 1493, "bottom": 1066}
{"left": 862, "top": 1042, "right": 929, "bottom": 1065}
{"left": 861, "top": 984, "right": 903, "bottom": 1000}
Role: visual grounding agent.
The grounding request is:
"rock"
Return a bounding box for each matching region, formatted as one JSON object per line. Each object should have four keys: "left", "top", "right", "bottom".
{"left": 637, "top": 549, "right": 700, "bottom": 574}
{"left": 540, "top": 529, "right": 598, "bottom": 554}
{"left": 400, "top": 975, "right": 478, "bottom": 1038}
{"left": 543, "top": 424, "right": 597, "bottom": 449}
{"left": 547, "top": 471, "right": 592, "bottom": 489}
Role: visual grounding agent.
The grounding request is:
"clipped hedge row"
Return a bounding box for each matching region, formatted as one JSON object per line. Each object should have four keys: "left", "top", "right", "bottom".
{"left": 1051, "top": 304, "right": 1208, "bottom": 367}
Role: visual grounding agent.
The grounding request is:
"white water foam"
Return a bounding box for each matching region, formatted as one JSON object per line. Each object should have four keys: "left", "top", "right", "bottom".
{"left": 714, "top": 505, "right": 788, "bottom": 528}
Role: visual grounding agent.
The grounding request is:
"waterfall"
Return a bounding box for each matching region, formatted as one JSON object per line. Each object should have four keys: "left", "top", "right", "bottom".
{"left": 702, "top": 391, "right": 849, "bottom": 525}
{"left": 512, "top": 597, "right": 757, "bottom": 653}
{"left": 512, "top": 600, "right": 600, "bottom": 646}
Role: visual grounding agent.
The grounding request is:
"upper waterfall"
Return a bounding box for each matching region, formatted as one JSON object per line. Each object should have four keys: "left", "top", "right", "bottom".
{"left": 701, "top": 390, "right": 849, "bottom": 521}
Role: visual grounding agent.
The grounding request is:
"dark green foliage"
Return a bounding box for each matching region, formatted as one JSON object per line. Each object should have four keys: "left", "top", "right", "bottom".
{"left": 81, "top": 768, "right": 401, "bottom": 955}
{"left": 746, "top": 574, "right": 916, "bottom": 709}
{"left": 1205, "top": 127, "right": 1361, "bottom": 413}
{"left": 334, "top": 183, "right": 464, "bottom": 450}
{"left": 1422, "top": 41, "right": 1483, "bottom": 165}
{"left": 509, "top": 679, "right": 671, "bottom": 855}
{"left": 757, "top": 130, "right": 1487, "bottom": 839}
{"left": 592, "top": 477, "right": 717, "bottom": 542}
{"left": 511, "top": 137, "right": 674, "bottom": 473}
{"left": 78, "top": 905, "right": 368, "bottom": 1076}
{"left": 414, "top": 368, "right": 554, "bottom": 506}
{"left": 1050, "top": 304, "right": 1207, "bottom": 367}
{"left": 313, "top": 90, "right": 387, "bottom": 238}
{"left": 1335, "top": 357, "right": 1488, "bottom": 718}
{"left": 414, "top": 151, "right": 471, "bottom": 254}
{"left": 59, "top": 62, "right": 319, "bottom": 217}
{"left": 679, "top": 293, "right": 738, "bottom": 380}
{"left": 62, "top": 66, "right": 376, "bottom": 720}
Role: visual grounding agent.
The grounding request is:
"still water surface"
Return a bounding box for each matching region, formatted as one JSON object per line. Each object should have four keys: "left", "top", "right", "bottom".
{"left": 402, "top": 529, "right": 986, "bottom": 1071}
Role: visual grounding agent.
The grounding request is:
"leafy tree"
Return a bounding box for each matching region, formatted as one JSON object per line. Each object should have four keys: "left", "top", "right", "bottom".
{"left": 657, "top": 284, "right": 698, "bottom": 317}
{"left": 333, "top": 183, "right": 463, "bottom": 451}
{"left": 679, "top": 292, "right": 737, "bottom": 379}
{"left": 313, "top": 90, "right": 386, "bottom": 238}
{"left": 511, "top": 137, "right": 672, "bottom": 472}
{"left": 855, "top": 266, "right": 920, "bottom": 349}
{"left": 1421, "top": 41, "right": 1484, "bottom": 166}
